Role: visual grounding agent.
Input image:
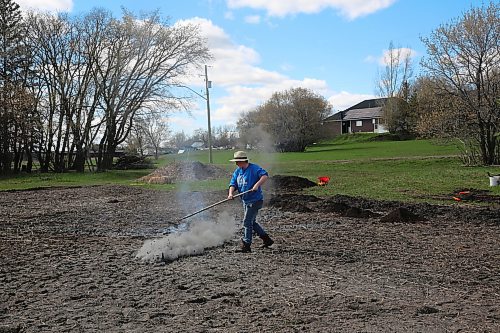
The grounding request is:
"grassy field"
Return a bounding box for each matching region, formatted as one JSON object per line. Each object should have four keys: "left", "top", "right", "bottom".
{"left": 0, "top": 169, "right": 157, "bottom": 191}
{"left": 1, "top": 133, "right": 499, "bottom": 203}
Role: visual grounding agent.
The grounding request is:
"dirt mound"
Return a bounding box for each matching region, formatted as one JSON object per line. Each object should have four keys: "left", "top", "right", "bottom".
{"left": 139, "top": 161, "right": 229, "bottom": 184}
{"left": 269, "top": 194, "right": 381, "bottom": 218}
{"left": 318, "top": 200, "right": 351, "bottom": 214}
{"left": 380, "top": 207, "right": 425, "bottom": 223}
{"left": 344, "top": 206, "right": 381, "bottom": 218}
{"left": 266, "top": 175, "right": 317, "bottom": 192}
{"left": 268, "top": 194, "right": 317, "bottom": 213}
{"left": 321, "top": 194, "right": 399, "bottom": 212}
{"left": 265, "top": 193, "right": 500, "bottom": 225}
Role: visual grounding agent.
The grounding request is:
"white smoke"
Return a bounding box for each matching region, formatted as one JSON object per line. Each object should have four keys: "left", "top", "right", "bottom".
{"left": 136, "top": 211, "right": 237, "bottom": 262}
{"left": 244, "top": 125, "right": 276, "bottom": 153}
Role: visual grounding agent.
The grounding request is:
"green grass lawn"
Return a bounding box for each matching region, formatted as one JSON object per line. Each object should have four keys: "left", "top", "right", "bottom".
{"left": 0, "top": 169, "right": 154, "bottom": 191}
{"left": 1, "top": 134, "right": 498, "bottom": 204}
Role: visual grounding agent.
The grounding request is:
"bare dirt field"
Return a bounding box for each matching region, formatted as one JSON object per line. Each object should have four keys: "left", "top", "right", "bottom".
{"left": 1, "top": 184, "right": 499, "bottom": 332}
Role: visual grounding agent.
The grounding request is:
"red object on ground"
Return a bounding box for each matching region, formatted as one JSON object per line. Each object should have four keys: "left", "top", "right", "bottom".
{"left": 453, "top": 191, "right": 472, "bottom": 202}
{"left": 318, "top": 176, "right": 330, "bottom": 186}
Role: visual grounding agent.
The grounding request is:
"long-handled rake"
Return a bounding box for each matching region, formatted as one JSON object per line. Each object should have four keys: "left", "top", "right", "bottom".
{"left": 178, "top": 189, "right": 253, "bottom": 221}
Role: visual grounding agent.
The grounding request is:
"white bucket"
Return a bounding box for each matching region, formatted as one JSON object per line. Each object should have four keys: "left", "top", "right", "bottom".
{"left": 489, "top": 176, "right": 500, "bottom": 186}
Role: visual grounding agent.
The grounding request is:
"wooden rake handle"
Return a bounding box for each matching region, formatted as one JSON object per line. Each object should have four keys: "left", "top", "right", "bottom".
{"left": 178, "top": 189, "right": 253, "bottom": 221}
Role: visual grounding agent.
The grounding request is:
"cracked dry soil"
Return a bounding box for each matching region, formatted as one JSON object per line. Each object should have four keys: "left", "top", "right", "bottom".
{"left": 1, "top": 185, "right": 499, "bottom": 332}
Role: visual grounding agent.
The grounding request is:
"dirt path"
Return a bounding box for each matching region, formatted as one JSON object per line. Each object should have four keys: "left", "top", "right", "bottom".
{"left": 1, "top": 185, "right": 499, "bottom": 332}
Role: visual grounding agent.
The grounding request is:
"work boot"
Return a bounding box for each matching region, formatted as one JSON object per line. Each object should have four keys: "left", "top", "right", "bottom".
{"left": 236, "top": 240, "right": 251, "bottom": 253}
{"left": 260, "top": 234, "right": 274, "bottom": 248}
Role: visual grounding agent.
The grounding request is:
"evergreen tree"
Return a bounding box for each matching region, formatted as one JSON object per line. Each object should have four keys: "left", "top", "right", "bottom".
{"left": 0, "top": 0, "right": 26, "bottom": 173}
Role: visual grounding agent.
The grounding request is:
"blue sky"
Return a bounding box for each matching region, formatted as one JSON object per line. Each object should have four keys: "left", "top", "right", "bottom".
{"left": 17, "top": 0, "right": 481, "bottom": 135}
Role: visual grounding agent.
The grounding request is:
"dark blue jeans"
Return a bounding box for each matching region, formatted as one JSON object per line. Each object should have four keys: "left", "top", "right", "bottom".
{"left": 242, "top": 200, "right": 266, "bottom": 245}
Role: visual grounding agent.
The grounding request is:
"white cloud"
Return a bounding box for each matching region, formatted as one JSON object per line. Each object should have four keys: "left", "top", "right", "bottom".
{"left": 244, "top": 15, "right": 261, "bottom": 24}
{"left": 16, "top": 0, "right": 73, "bottom": 12}
{"left": 174, "top": 18, "right": 374, "bottom": 133}
{"left": 328, "top": 91, "right": 376, "bottom": 112}
{"left": 227, "top": 0, "right": 397, "bottom": 19}
{"left": 212, "top": 77, "right": 329, "bottom": 123}
{"left": 177, "top": 18, "right": 333, "bottom": 126}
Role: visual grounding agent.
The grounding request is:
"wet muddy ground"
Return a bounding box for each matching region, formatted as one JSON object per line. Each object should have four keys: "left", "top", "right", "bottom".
{"left": 1, "top": 185, "right": 499, "bottom": 332}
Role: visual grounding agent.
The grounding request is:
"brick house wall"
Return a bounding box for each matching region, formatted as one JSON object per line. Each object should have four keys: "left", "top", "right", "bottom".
{"left": 321, "top": 121, "right": 342, "bottom": 136}
{"left": 350, "top": 119, "right": 375, "bottom": 133}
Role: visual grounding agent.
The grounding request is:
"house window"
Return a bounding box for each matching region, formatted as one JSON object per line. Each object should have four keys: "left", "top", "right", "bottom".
{"left": 355, "top": 120, "right": 362, "bottom": 127}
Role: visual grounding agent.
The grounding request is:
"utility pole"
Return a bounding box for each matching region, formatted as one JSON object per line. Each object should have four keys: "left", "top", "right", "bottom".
{"left": 205, "top": 65, "right": 213, "bottom": 164}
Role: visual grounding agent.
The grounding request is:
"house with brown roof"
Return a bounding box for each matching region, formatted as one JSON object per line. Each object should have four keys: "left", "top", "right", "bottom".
{"left": 322, "top": 98, "right": 390, "bottom": 136}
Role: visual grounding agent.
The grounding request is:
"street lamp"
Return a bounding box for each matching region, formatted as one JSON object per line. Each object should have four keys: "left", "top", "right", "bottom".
{"left": 177, "top": 65, "right": 213, "bottom": 164}
{"left": 204, "top": 65, "right": 213, "bottom": 164}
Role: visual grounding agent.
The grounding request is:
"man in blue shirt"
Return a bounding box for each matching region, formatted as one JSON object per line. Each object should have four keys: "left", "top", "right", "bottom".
{"left": 228, "top": 151, "right": 274, "bottom": 253}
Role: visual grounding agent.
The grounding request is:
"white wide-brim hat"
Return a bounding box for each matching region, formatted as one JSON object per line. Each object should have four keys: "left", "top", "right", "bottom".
{"left": 229, "top": 151, "right": 249, "bottom": 162}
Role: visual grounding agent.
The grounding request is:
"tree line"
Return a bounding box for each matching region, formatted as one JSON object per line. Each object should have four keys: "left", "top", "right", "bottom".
{"left": 0, "top": 1, "right": 498, "bottom": 172}
{"left": 0, "top": 1, "right": 210, "bottom": 174}
{"left": 126, "top": 123, "right": 240, "bottom": 158}
{"left": 375, "top": 2, "right": 499, "bottom": 165}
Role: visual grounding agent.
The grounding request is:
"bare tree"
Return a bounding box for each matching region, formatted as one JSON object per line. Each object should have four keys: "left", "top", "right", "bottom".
{"left": 125, "top": 123, "right": 148, "bottom": 156}
{"left": 0, "top": 0, "right": 33, "bottom": 173}
{"left": 136, "top": 111, "right": 170, "bottom": 159}
{"left": 376, "top": 41, "right": 413, "bottom": 99}
{"left": 69, "top": 9, "right": 113, "bottom": 172}
{"left": 27, "top": 13, "right": 76, "bottom": 172}
{"left": 95, "top": 10, "right": 210, "bottom": 171}
{"left": 25, "top": 10, "right": 111, "bottom": 172}
{"left": 1, "top": 6, "right": 209, "bottom": 173}
{"left": 213, "top": 125, "right": 238, "bottom": 148}
{"left": 420, "top": 1, "right": 500, "bottom": 165}
{"left": 170, "top": 131, "right": 188, "bottom": 149}
{"left": 411, "top": 76, "right": 483, "bottom": 164}
{"left": 376, "top": 41, "right": 415, "bottom": 136}
{"left": 413, "top": 77, "right": 462, "bottom": 138}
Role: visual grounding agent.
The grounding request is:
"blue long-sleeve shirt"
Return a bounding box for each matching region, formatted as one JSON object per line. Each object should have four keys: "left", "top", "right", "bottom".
{"left": 229, "top": 163, "right": 268, "bottom": 203}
